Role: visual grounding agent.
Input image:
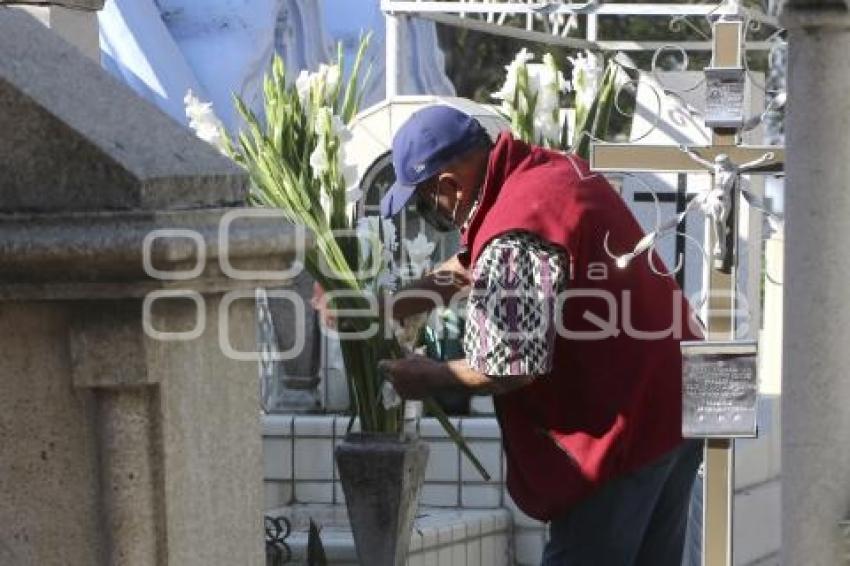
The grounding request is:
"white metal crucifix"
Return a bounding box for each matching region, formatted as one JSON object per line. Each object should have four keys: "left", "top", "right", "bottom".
{"left": 589, "top": 10, "right": 784, "bottom": 566}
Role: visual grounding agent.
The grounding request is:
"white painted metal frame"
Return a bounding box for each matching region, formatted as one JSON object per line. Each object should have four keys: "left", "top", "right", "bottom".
{"left": 382, "top": 0, "right": 778, "bottom": 96}
{"left": 383, "top": 2, "right": 721, "bottom": 16}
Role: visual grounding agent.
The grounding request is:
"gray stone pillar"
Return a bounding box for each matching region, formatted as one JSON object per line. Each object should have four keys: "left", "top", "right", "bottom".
{"left": 781, "top": 3, "right": 850, "bottom": 565}
{"left": 0, "top": 10, "right": 304, "bottom": 566}
{"left": 0, "top": 0, "right": 103, "bottom": 61}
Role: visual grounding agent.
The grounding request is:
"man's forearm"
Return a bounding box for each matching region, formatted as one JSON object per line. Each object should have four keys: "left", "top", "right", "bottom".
{"left": 379, "top": 355, "right": 535, "bottom": 399}
{"left": 429, "top": 359, "right": 534, "bottom": 396}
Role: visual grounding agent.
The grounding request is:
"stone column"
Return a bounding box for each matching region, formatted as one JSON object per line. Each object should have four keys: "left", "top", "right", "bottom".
{"left": 0, "top": 0, "right": 103, "bottom": 61}
{"left": 0, "top": 10, "right": 305, "bottom": 566}
{"left": 780, "top": 2, "right": 850, "bottom": 565}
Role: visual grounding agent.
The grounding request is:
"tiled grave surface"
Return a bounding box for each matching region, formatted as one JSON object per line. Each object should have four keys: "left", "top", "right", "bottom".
{"left": 269, "top": 504, "right": 511, "bottom": 566}
{"left": 263, "top": 414, "right": 548, "bottom": 564}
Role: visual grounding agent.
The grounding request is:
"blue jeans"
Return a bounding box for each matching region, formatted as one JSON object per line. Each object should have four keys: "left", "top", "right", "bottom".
{"left": 542, "top": 440, "right": 703, "bottom": 566}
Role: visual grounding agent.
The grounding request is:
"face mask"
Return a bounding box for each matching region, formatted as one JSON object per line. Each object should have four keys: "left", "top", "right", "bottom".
{"left": 415, "top": 188, "right": 457, "bottom": 233}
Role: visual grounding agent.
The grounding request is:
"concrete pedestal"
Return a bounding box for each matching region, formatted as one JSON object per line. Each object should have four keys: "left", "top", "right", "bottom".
{"left": 781, "top": 5, "right": 850, "bottom": 565}
{"left": 0, "top": 10, "right": 304, "bottom": 565}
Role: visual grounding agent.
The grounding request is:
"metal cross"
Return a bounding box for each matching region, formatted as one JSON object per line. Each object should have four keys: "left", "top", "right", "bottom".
{"left": 590, "top": 13, "right": 784, "bottom": 566}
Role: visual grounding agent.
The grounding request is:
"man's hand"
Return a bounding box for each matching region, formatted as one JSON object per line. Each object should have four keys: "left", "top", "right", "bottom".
{"left": 388, "top": 253, "right": 471, "bottom": 321}
{"left": 378, "top": 355, "right": 445, "bottom": 400}
{"left": 378, "top": 356, "right": 535, "bottom": 399}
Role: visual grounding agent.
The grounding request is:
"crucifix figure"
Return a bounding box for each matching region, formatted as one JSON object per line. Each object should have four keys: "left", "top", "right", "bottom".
{"left": 679, "top": 146, "right": 776, "bottom": 269}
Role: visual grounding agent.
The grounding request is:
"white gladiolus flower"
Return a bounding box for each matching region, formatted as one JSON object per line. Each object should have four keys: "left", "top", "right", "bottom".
{"left": 356, "top": 217, "right": 379, "bottom": 265}
{"left": 295, "top": 63, "right": 343, "bottom": 110}
{"left": 356, "top": 217, "right": 397, "bottom": 267}
{"left": 404, "top": 232, "right": 436, "bottom": 278}
{"left": 343, "top": 148, "right": 362, "bottom": 204}
{"left": 492, "top": 48, "right": 535, "bottom": 104}
{"left": 383, "top": 220, "right": 398, "bottom": 254}
{"left": 331, "top": 114, "right": 352, "bottom": 142}
{"left": 534, "top": 113, "right": 563, "bottom": 145}
{"left": 325, "top": 64, "right": 341, "bottom": 96}
{"left": 376, "top": 270, "right": 398, "bottom": 292}
{"left": 569, "top": 50, "right": 603, "bottom": 115}
{"left": 309, "top": 144, "right": 329, "bottom": 178}
{"left": 295, "top": 70, "right": 312, "bottom": 106}
{"left": 341, "top": 158, "right": 358, "bottom": 188}
{"left": 184, "top": 89, "right": 227, "bottom": 153}
{"left": 314, "top": 106, "right": 334, "bottom": 137}
{"left": 492, "top": 49, "right": 569, "bottom": 148}
{"left": 311, "top": 106, "right": 358, "bottom": 197}
{"left": 539, "top": 53, "right": 569, "bottom": 112}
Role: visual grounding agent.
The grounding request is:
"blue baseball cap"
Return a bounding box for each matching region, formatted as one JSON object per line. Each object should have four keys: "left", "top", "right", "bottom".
{"left": 380, "top": 105, "right": 488, "bottom": 218}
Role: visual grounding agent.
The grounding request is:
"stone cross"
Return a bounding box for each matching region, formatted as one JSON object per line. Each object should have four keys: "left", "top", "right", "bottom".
{"left": 0, "top": 9, "right": 304, "bottom": 566}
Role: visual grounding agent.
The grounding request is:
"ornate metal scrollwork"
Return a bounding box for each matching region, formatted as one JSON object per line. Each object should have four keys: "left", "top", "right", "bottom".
{"left": 265, "top": 515, "right": 293, "bottom": 566}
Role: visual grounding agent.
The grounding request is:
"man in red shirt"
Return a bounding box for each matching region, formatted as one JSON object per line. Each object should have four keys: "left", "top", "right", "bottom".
{"left": 379, "top": 105, "right": 701, "bottom": 565}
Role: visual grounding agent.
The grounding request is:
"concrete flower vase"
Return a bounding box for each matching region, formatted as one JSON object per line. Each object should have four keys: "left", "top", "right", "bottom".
{"left": 335, "top": 432, "right": 430, "bottom": 566}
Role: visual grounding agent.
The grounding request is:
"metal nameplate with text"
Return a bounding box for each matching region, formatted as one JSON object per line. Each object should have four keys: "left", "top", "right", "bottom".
{"left": 704, "top": 67, "right": 746, "bottom": 129}
{"left": 681, "top": 340, "right": 758, "bottom": 438}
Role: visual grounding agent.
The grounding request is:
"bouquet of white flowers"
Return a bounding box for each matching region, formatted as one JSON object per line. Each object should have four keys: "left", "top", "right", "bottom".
{"left": 187, "top": 36, "right": 488, "bottom": 478}
{"left": 493, "top": 48, "right": 635, "bottom": 159}
{"left": 492, "top": 49, "right": 570, "bottom": 149}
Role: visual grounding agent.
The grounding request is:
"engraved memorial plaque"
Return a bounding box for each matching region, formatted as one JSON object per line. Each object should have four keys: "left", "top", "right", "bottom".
{"left": 704, "top": 67, "right": 746, "bottom": 129}
{"left": 681, "top": 340, "right": 758, "bottom": 438}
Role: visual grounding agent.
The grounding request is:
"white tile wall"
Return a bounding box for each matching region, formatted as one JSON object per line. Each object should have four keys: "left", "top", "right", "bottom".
{"left": 515, "top": 531, "right": 546, "bottom": 565}
{"left": 263, "top": 480, "right": 293, "bottom": 509}
{"left": 417, "top": 524, "right": 439, "bottom": 549}
{"left": 451, "top": 524, "right": 466, "bottom": 565}
{"left": 460, "top": 440, "right": 501, "bottom": 483}
{"left": 465, "top": 538, "right": 482, "bottom": 566}
{"left": 263, "top": 414, "right": 293, "bottom": 436}
{"left": 409, "top": 527, "right": 424, "bottom": 553}
{"left": 461, "top": 484, "right": 501, "bottom": 508}
{"left": 480, "top": 534, "right": 499, "bottom": 565}
{"left": 263, "top": 437, "right": 292, "bottom": 480}
{"left": 469, "top": 396, "right": 495, "bottom": 415}
{"left": 295, "top": 481, "right": 334, "bottom": 504}
{"left": 294, "top": 437, "right": 334, "bottom": 481}
{"left": 420, "top": 417, "right": 462, "bottom": 439}
{"left": 333, "top": 414, "right": 361, "bottom": 437}
{"left": 425, "top": 441, "right": 460, "bottom": 482}
{"left": 293, "top": 414, "right": 334, "bottom": 436}
{"left": 421, "top": 484, "right": 460, "bottom": 507}
{"left": 437, "top": 525, "right": 453, "bottom": 565}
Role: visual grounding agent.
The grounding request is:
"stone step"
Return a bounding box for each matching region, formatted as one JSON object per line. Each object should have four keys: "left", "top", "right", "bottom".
{"left": 266, "top": 504, "right": 512, "bottom": 566}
